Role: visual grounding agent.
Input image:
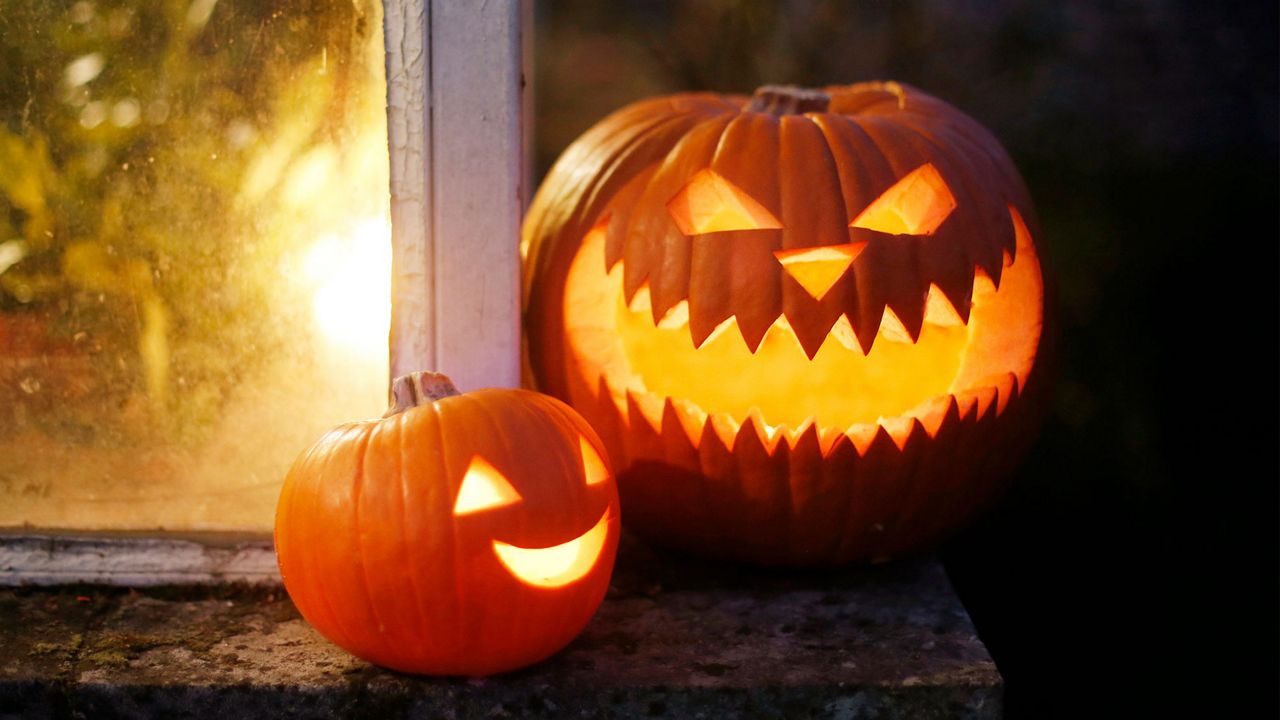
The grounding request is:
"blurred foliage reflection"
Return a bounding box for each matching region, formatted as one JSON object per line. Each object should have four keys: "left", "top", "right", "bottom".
{"left": 0, "top": 0, "right": 390, "bottom": 529}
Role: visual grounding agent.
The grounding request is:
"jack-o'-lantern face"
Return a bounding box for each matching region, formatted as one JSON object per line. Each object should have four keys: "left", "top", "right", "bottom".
{"left": 452, "top": 436, "right": 613, "bottom": 588}
{"left": 275, "top": 380, "right": 621, "bottom": 676}
{"left": 523, "top": 83, "right": 1049, "bottom": 566}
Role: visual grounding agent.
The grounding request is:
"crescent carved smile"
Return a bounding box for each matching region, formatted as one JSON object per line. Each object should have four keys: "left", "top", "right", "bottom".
{"left": 492, "top": 508, "right": 612, "bottom": 588}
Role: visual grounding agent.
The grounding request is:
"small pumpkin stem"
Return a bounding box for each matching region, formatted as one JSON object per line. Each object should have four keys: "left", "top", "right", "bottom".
{"left": 385, "top": 371, "right": 460, "bottom": 417}
{"left": 746, "top": 85, "right": 831, "bottom": 115}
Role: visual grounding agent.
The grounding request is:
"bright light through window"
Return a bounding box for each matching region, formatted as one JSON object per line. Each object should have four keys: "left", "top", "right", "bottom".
{"left": 0, "top": 0, "right": 390, "bottom": 531}
{"left": 305, "top": 217, "right": 393, "bottom": 359}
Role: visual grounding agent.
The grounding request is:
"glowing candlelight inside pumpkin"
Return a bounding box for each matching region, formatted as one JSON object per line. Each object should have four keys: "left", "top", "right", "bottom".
{"left": 523, "top": 82, "right": 1050, "bottom": 566}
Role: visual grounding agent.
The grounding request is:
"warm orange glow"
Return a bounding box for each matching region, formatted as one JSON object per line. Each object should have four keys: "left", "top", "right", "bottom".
{"left": 924, "top": 283, "right": 965, "bottom": 327}
{"left": 524, "top": 83, "right": 1050, "bottom": 567}
{"left": 304, "top": 216, "right": 393, "bottom": 361}
{"left": 493, "top": 509, "right": 611, "bottom": 588}
{"left": 949, "top": 205, "right": 1044, "bottom": 400}
{"left": 774, "top": 242, "right": 868, "bottom": 299}
{"left": 666, "top": 169, "right": 782, "bottom": 235}
{"left": 561, "top": 204, "right": 1042, "bottom": 437}
{"left": 617, "top": 295, "right": 967, "bottom": 429}
{"left": 453, "top": 456, "right": 521, "bottom": 515}
{"left": 580, "top": 436, "right": 609, "bottom": 485}
{"left": 628, "top": 282, "right": 691, "bottom": 328}
{"left": 877, "top": 305, "right": 915, "bottom": 344}
{"left": 850, "top": 163, "right": 956, "bottom": 236}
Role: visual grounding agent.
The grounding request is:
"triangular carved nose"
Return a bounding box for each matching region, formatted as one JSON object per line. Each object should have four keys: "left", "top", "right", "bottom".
{"left": 773, "top": 241, "right": 868, "bottom": 299}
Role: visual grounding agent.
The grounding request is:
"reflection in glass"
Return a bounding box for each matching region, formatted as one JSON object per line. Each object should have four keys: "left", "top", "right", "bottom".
{"left": 0, "top": 0, "right": 390, "bottom": 530}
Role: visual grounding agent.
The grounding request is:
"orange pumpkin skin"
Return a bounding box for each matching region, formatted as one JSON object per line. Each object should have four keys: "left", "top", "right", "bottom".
{"left": 275, "top": 374, "right": 620, "bottom": 676}
{"left": 523, "top": 83, "right": 1050, "bottom": 566}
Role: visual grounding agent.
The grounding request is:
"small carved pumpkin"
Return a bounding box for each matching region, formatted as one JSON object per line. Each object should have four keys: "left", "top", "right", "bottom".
{"left": 523, "top": 83, "right": 1049, "bottom": 565}
{"left": 275, "top": 372, "right": 620, "bottom": 675}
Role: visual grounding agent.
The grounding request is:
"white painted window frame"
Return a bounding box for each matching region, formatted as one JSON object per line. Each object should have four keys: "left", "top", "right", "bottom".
{"left": 1, "top": 0, "right": 531, "bottom": 586}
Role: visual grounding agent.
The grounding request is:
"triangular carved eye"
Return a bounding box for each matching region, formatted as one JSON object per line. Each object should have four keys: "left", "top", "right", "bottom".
{"left": 667, "top": 169, "right": 782, "bottom": 235}
{"left": 579, "top": 436, "right": 609, "bottom": 486}
{"left": 454, "top": 456, "right": 521, "bottom": 515}
{"left": 850, "top": 163, "right": 956, "bottom": 236}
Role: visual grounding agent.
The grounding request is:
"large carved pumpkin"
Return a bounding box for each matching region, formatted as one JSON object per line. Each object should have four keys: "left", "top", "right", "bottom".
{"left": 523, "top": 83, "right": 1049, "bottom": 565}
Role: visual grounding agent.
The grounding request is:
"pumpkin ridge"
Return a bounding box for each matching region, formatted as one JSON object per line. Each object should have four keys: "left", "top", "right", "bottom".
{"left": 885, "top": 110, "right": 1019, "bottom": 279}
{"left": 810, "top": 113, "right": 883, "bottom": 352}
{"left": 777, "top": 115, "right": 851, "bottom": 357}
{"left": 352, "top": 422, "right": 400, "bottom": 664}
{"left": 528, "top": 391, "right": 597, "bottom": 535}
{"left": 578, "top": 113, "right": 687, "bottom": 221}
{"left": 429, "top": 394, "right": 470, "bottom": 659}
{"left": 888, "top": 90, "right": 1032, "bottom": 220}
{"left": 717, "top": 115, "right": 783, "bottom": 350}
{"left": 904, "top": 119, "right": 1013, "bottom": 283}
{"left": 568, "top": 113, "right": 711, "bottom": 255}
{"left": 529, "top": 391, "right": 608, "bottom": 469}
{"left": 878, "top": 127, "right": 983, "bottom": 325}
{"left": 282, "top": 431, "right": 358, "bottom": 653}
{"left": 314, "top": 425, "right": 373, "bottom": 650}
{"left": 604, "top": 168, "right": 657, "bottom": 271}
{"left": 860, "top": 416, "right": 930, "bottom": 558}
{"left": 628, "top": 116, "right": 735, "bottom": 322}
{"left": 395, "top": 411, "right": 434, "bottom": 662}
{"left": 662, "top": 114, "right": 774, "bottom": 348}
{"left": 846, "top": 115, "right": 941, "bottom": 342}
{"left": 525, "top": 102, "right": 736, "bottom": 319}
{"left": 835, "top": 116, "right": 898, "bottom": 353}
{"left": 525, "top": 113, "right": 663, "bottom": 261}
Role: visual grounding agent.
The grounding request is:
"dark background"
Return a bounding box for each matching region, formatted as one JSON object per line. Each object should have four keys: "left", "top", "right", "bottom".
{"left": 534, "top": 2, "right": 1277, "bottom": 716}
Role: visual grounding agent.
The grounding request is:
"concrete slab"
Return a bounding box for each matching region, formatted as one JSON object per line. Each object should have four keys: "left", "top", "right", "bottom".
{"left": 0, "top": 535, "right": 1001, "bottom": 719}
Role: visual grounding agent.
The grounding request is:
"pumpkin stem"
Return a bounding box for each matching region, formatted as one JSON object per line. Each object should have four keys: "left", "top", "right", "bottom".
{"left": 385, "top": 371, "right": 460, "bottom": 417}
{"left": 746, "top": 85, "right": 831, "bottom": 115}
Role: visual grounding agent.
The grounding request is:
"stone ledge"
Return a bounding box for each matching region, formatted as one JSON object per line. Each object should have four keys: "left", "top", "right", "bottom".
{"left": 0, "top": 536, "right": 1001, "bottom": 719}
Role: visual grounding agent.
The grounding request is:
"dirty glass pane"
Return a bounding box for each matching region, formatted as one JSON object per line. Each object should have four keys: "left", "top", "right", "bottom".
{"left": 0, "top": 1, "right": 390, "bottom": 531}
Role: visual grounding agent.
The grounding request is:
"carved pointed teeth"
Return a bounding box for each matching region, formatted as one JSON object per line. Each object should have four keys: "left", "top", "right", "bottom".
{"left": 878, "top": 306, "right": 916, "bottom": 344}
{"left": 627, "top": 282, "right": 694, "bottom": 330}
{"left": 829, "top": 315, "right": 863, "bottom": 352}
{"left": 656, "top": 300, "right": 690, "bottom": 329}
{"left": 744, "top": 408, "right": 786, "bottom": 452}
{"left": 603, "top": 373, "right": 1020, "bottom": 464}
{"left": 924, "top": 283, "right": 967, "bottom": 327}
{"left": 635, "top": 298, "right": 967, "bottom": 357}
{"left": 663, "top": 395, "right": 707, "bottom": 445}
{"left": 626, "top": 271, "right": 974, "bottom": 356}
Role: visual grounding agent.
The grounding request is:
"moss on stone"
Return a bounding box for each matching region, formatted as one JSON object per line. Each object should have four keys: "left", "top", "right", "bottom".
{"left": 90, "top": 626, "right": 244, "bottom": 658}
{"left": 84, "top": 649, "right": 130, "bottom": 669}
{"left": 28, "top": 633, "right": 82, "bottom": 658}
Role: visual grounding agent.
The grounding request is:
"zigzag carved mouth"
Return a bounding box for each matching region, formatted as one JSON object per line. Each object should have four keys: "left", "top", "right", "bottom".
{"left": 620, "top": 261, "right": 985, "bottom": 356}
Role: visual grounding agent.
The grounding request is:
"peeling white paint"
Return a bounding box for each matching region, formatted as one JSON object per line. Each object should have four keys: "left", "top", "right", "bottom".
{"left": 385, "top": 0, "right": 527, "bottom": 391}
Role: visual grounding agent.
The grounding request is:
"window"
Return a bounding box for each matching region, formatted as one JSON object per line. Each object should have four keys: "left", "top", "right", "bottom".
{"left": 1, "top": 0, "right": 524, "bottom": 546}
